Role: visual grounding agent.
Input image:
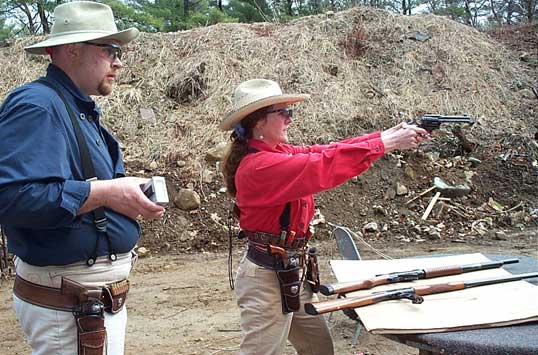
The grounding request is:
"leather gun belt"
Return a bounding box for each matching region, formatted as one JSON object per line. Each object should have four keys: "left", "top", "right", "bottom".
{"left": 13, "top": 275, "right": 129, "bottom": 313}
{"left": 242, "top": 230, "right": 308, "bottom": 250}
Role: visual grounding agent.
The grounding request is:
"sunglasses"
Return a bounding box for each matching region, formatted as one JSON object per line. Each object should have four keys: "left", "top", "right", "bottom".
{"left": 83, "top": 42, "right": 123, "bottom": 61}
{"left": 268, "top": 108, "right": 293, "bottom": 118}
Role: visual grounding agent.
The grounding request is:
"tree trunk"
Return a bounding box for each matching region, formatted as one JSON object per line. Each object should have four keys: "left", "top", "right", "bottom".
{"left": 37, "top": 1, "right": 50, "bottom": 34}
{"left": 463, "top": 0, "right": 473, "bottom": 26}
{"left": 402, "top": 0, "right": 407, "bottom": 15}
{"left": 183, "top": 0, "right": 189, "bottom": 17}
{"left": 489, "top": 0, "right": 502, "bottom": 26}
{"left": 525, "top": 0, "right": 536, "bottom": 22}
{"left": 286, "top": 0, "right": 293, "bottom": 16}
{"left": 18, "top": 2, "right": 36, "bottom": 34}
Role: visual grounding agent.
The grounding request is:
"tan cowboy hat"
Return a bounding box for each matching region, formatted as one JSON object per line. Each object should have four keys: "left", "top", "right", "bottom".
{"left": 25, "top": 1, "right": 139, "bottom": 55}
{"left": 220, "top": 79, "right": 309, "bottom": 131}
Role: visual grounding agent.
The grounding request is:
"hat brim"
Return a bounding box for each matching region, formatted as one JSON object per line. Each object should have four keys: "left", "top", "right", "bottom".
{"left": 24, "top": 27, "right": 140, "bottom": 55}
{"left": 220, "top": 94, "right": 309, "bottom": 131}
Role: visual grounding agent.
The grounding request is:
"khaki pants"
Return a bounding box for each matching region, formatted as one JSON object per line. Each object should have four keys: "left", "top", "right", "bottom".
{"left": 13, "top": 252, "right": 135, "bottom": 355}
{"left": 235, "top": 256, "right": 334, "bottom": 355}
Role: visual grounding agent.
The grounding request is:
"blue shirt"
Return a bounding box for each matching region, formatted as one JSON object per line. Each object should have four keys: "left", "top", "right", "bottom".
{"left": 0, "top": 64, "right": 140, "bottom": 266}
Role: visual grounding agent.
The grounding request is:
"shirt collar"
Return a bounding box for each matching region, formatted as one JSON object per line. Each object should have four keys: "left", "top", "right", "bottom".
{"left": 248, "top": 139, "right": 287, "bottom": 153}
{"left": 45, "top": 63, "right": 100, "bottom": 118}
{"left": 46, "top": 64, "right": 95, "bottom": 105}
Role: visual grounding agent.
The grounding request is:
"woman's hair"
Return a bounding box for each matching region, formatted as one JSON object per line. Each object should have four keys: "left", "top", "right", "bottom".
{"left": 221, "top": 107, "right": 269, "bottom": 197}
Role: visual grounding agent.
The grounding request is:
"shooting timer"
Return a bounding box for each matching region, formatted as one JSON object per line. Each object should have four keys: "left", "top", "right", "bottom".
{"left": 141, "top": 176, "right": 169, "bottom": 206}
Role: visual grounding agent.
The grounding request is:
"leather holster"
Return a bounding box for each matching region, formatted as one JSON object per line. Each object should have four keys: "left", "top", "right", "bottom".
{"left": 276, "top": 266, "right": 301, "bottom": 314}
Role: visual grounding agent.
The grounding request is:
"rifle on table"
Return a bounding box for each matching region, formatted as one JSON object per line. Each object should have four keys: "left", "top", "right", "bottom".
{"left": 305, "top": 272, "right": 538, "bottom": 315}
{"left": 412, "top": 114, "right": 475, "bottom": 133}
{"left": 320, "top": 258, "right": 519, "bottom": 296}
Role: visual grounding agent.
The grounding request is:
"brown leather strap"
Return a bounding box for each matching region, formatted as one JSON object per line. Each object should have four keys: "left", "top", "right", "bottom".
{"left": 247, "top": 245, "right": 283, "bottom": 270}
{"left": 243, "top": 231, "right": 281, "bottom": 246}
{"left": 13, "top": 275, "right": 128, "bottom": 313}
{"left": 247, "top": 244, "right": 306, "bottom": 270}
{"left": 14, "top": 275, "right": 79, "bottom": 311}
{"left": 243, "top": 230, "right": 309, "bottom": 250}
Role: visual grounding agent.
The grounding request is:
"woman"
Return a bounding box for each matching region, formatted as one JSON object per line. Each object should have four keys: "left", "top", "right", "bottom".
{"left": 221, "top": 79, "right": 426, "bottom": 355}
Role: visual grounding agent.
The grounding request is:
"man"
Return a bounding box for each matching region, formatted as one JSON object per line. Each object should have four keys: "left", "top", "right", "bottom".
{"left": 0, "top": 2, "right": 164, "bottom": 354}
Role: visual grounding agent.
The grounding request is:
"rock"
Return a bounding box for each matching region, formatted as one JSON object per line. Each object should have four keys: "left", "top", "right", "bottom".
{"left": 363, "top": 222, "right": 378, "bottom": 233}
{"left": 509, "top": 211, "right": 526, "bottom": 226}
{"left": 520, "top": 52, "right": 531, "bottom": 62}
{"left": 218, "top": 187, "right": 227, "bottom": 193}
{"left": 373, "top": 205, "right": 386, "bottom": 216}
{"left": 492, "top": 231, "right": 508, "bottom": 240}
{"left": 139, "top": 107, "right": 156, "bottom": 123}
{"left": 177, "top": 215, "right": 190, "bottom": 227}
{"left": 464, "top": 171, "right": 475, "bottom": 185}
{"left": 396, "top": 182, "right": 408, "bottom": 196}
{"left": 408, "top": 31, "right": 430, "bottom": 42}
{"left": 488, "top": 197, "right": 504, "bottom": 212}
{"left": 205, "top": 142, "right": 228, "bottom": 162}
{"left": 174, "top": 189, "right": 201, "bottom": 211}
{"left": 383, "top": 188, "right": 396, "bottom": 200}
{"left": 426, "top": 152, "right": 440, "bottom": 162}
{"left": 137, "top": 247, "right": 149, "bottom": 257}
{"left": 324, "top": 63, "right": 338, "bottom": 76}
{"left": 202, "top": 170, "right": 214, "bottom": 183}
{"left": 427, "top": 230, "right": 441, "bottom": 240}
{"left": 176, "top": 160, "right": 186, "bottom": 168}
{"left": 404, "top": 166, "right": 416, "bottom": 179}
{"left": 468, "top": 157, "right": 481, "bottom": 166}
{"left": 433, "top": 177, "right": 471, "bottom": 198}
{"left": 149, "top": 161, "right": 158, "bottom": 170}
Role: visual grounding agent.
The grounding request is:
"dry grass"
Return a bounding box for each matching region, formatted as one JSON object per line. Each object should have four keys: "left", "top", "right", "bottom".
{"left": 0, "top": 7, "right": 535, "bottom": 177}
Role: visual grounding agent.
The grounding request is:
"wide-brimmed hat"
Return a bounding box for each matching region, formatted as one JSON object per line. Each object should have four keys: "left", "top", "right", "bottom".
{"left": 25, "top": 1, "right": 139, "bottom": 55}
{"left": 219, "top": 79, "right": 309, "bottom": 131}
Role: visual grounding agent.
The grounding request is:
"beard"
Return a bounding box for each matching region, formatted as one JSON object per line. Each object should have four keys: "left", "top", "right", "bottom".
{"left": 97, "top": 78, "right": 114, "bottom": 96}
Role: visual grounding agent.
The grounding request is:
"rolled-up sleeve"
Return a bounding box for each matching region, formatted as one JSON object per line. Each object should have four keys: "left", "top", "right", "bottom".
{"left": 0, "top": 99, "right": 90, "bottom": 228}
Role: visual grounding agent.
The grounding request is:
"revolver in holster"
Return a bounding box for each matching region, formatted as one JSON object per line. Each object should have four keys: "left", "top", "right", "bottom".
{"left": 62, "top": 278, "right": 107, "bottom": 355}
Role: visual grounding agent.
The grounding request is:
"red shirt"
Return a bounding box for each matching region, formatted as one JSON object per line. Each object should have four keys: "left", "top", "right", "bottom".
{"left": 235, "top": 132, "right": 385, "bottom": 239}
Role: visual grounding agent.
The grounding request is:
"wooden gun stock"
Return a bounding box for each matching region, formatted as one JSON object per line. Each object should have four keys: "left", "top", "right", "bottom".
{"left": 320, "top": 275, "right": 392, "bottom": 296}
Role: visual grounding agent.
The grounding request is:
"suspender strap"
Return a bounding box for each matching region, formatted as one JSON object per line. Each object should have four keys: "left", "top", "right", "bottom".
{"left": 279, "top": 202, "right": 291, "bottom": 232}
{"left": 36, "top": 79, "right": 116, "bottom": 265}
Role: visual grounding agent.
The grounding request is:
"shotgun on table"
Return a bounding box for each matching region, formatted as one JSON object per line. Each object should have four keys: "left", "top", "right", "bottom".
{"left": 305, "top": 272, "right": 538, "bottom": 315}
{"left": 320, "top": 258, "right": 519, "bottom": 296}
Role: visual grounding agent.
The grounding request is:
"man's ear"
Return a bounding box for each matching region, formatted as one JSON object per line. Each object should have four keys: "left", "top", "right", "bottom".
{"left": 65, "top": 43, "right": 82, "bottom": 60}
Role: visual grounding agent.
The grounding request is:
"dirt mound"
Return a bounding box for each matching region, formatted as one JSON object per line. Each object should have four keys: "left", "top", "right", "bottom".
{"left": 488, "top": 23, "right": 538, "bottom": 60}
{"left": 0, "top": 7, "right": 536, "bottom": 255}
